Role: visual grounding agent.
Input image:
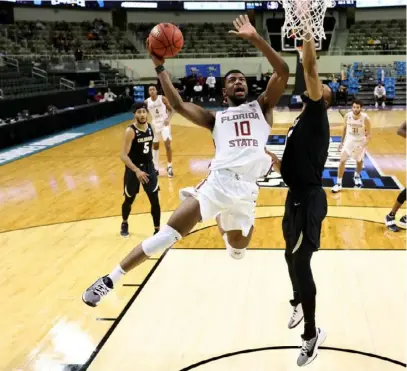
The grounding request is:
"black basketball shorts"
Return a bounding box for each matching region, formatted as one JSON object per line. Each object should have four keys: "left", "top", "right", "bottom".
{"left": 282, "top": 187, "right": 327, "bottom": 253}
{"left": 123, "top": 163, "right": 158, "bottom": 197}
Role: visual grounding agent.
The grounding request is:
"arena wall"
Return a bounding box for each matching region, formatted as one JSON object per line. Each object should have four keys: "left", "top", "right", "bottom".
{"left": 126, "top": 10, "right": 243, "bottom": 24}
{"left": 112, "top": 54, "right": 405, "bottom": 79}
{"left": 355, "top": 8, "right": 406, "bottom": 21}
{"left": 14, "top": 7, "right": 113, "bottom": 24}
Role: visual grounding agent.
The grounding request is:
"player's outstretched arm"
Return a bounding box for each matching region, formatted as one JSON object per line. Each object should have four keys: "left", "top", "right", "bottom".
{"left": 230, "top": 15, "right": 289, "bottom": 114}
{"left": 147, "top": 47, "right": 215, "bottom": 131}
{"left": 397, "top": 121, "right": 406, "bottom": 138}
{"left": 302, "top": 32, "right": 322, "bottom": 102}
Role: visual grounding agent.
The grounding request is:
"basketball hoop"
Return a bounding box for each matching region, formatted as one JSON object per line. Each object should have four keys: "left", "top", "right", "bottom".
{"left": 279, "top": 0, "right": 335, "bottom": 42}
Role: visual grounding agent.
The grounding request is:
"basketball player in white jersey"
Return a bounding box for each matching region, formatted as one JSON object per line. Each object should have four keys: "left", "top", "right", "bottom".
{"left": 83, "top": 15, "right": 289, "bottom": 304}
{"left": 332, "top": 99, "right": 372, "bottom": 193}
{"left": 145, "top": 85, "right": 174, "bottom": 177}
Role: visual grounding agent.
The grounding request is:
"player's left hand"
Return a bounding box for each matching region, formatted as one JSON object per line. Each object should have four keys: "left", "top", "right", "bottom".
{"left": 265, "top": 149, "right": 281, "bottom": 174}
{"left": 229, "top": 15, "right": 258, "bottom": 41}
{"left": 266, "top": 149, "right": 279, "bottom": 164}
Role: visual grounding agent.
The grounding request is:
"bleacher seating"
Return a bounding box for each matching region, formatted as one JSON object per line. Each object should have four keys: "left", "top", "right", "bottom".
{"left": 384, "top": 77, "right": 396, "bottom": 100}
{"left": 346, "top": 19, "right": 406, "bottom": 55}
{"left": 0, "top": 64, "right": 59, "bottom": 99}
{"left": 129, "top": 23, "right": 259, "bottom": 57}
{"left": 0, "top": 20, "right": 138, "bottom": 56}
{"left": 394, "top": 61, "right": 406, "bottom": 80}
{"left": 340, "top": 61, "right": 406, "bottom": 106}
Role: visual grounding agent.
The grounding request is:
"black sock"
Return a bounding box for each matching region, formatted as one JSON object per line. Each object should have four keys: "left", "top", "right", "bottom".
{"left": 389, "top": 212, "right": 395, "bottom": 217}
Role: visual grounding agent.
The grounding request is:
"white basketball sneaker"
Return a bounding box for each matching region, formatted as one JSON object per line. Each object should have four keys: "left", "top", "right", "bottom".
{"left": 354, "top": 174, "right": 363, "bottom": 188}
{"left": 331, "top": 183, "right": 342, "bottom": 193}
{"left": 297, "top": 328, "right": 327, "bottom": 367}
{"left": 288, "top": 302, "right": 304, "bottom": 329}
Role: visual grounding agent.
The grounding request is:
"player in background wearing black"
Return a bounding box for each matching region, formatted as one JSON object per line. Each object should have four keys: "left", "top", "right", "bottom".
{"left": 385, "top": 121, "right": 406, "bottom": 232}
{"left": 120, "top": 103, "right": 161, "bottom": 238}
{"left": 270, "top": 32, "right": 331, "bottom": 366}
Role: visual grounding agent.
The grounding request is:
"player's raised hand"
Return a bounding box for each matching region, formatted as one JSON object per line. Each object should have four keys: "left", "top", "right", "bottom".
{"left": 229, "top": 15, "right": 258, "bottom": 40}
{"left": 135, "top": 168, "right": 150, "bottom": 184}
{"left": 146, "top": 38, "right": 165, "bottom": 67}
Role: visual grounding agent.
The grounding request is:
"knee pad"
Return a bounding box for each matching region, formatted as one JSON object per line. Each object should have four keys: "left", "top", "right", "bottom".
{"left": 223, "top": 234, "right": 246, "bottom": 260}
{"left": 142, "top": 225, "right": 182, "bottom": 257}
{"left": 397, "top": 189, "right": 406, "bottom": 205}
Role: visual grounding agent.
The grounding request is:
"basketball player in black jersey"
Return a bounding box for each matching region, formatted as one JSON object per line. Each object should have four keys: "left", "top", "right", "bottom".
{"left": 120, "top": 102, "right": 161, "bottom": 237}
{"left": 270, "top": 32, "right": 332, "bottom": 366}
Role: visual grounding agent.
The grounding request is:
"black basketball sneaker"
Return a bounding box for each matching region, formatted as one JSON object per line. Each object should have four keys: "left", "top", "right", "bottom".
{"left": 120, "top": 221, "right": 129, "bottom": 237}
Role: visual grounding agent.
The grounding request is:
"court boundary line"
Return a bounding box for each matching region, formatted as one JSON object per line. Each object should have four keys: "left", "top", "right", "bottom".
{"left": 1, "top": 204, "right": 402, "bottom": 234}
{"left": 365, "top": 150, "right": 405, "bottom": 190}
{"left": 179, "top": 345, "right": 406, "bottom": 370}
{"left": 0, "top": 112, "right": 132, "bottom": 166}
{"left": 79, "top": 249, "right": 169, "bottom": 371}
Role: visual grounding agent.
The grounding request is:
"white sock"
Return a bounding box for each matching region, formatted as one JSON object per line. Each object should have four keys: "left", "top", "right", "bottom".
{"left": 168, "top": 162, "right": 172, "bottom": 168}
{"left": 354, "top": 171, "right": 360, "bottom": 177}
{"left": 153, "top": 149, "right": 159, "bottom": 170}
{"left": 108, "top": 265, "right": 126, "bottom": 285}
{"left": 337, "top": 177, "right": 342, "bottom": 185}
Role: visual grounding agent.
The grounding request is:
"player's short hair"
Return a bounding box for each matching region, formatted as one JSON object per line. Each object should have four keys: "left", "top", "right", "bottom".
{"left": 352, "top": 99, "right": 363, "bottom": 107}
{"left": 148, "top": 85, "right": 157, "bottom": 89}
{"left": 132, "top": 102, "right": 147, "bottom": 113}
{"left": 223, "top": 69, "right": 246, "bottom": 85}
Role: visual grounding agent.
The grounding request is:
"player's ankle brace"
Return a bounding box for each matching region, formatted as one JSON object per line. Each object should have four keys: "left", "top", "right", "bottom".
{"left": 142, "top": 224, "right": 182, "bottom": 256}
{"left": 223, "top": 234, "right": 246, "bottom": 260}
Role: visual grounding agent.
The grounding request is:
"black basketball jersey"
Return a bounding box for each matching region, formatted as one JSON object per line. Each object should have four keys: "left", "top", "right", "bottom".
{"left": 280, "top": 98, "right": 330, "bottom": 192}
{"left": 127, "top": 123, "right": 154, "bottom": 167}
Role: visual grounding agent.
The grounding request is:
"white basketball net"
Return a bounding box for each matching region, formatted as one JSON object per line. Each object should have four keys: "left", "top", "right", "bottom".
{"left": 279, "top": 0, "right": 336, "bottom": 42}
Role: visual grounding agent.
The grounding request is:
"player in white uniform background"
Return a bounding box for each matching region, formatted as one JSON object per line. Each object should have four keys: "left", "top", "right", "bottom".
{"left": 83, "top": 15, "right": 289, "bottom": 307}
{"left": 145, "top": 86, "right": 174, "bottom": 177}
{"left": 332, "top": 99, "right": 372, "bottom": 193}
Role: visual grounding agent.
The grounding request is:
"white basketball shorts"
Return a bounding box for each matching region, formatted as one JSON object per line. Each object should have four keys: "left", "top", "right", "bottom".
{"left": 179, "top": 169, "right": 259, "bottom": 237}
{"left": 152, "top": 121, "right": 172, "bottom": 143}
{"left": 342, "top": 138, "right": 366, "bottom": 162}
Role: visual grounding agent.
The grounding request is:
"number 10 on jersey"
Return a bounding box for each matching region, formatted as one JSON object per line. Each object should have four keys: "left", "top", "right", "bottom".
{"left": 234, "top": 120, "right": 251, "bottom": 136}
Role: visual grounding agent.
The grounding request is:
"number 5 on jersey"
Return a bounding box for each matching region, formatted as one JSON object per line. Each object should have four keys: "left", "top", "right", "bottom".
{"left": 143, "top": 142, "right": 150, "bottom": 154}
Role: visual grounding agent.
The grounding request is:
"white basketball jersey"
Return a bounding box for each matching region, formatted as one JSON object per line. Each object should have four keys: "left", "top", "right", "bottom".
{"left": 345, "top": 112, "right": 368, "bottom": 140}
{"left": 147, "top": 95, "right": 167, "bottom": 123}
{"left": 210, "top": 100, "right": 271, "bottom": 179}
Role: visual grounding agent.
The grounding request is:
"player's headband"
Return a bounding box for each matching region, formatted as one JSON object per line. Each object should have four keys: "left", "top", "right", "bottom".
{"left": 132, "top": 102, "right": 148, "bottom": 113}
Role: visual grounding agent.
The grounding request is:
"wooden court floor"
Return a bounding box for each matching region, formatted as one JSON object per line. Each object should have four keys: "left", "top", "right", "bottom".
{"left": 0, "top": 109, "right": 406, "bottom": 371}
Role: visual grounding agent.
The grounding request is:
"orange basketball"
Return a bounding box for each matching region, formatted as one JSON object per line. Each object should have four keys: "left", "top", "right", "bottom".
{"left": 148, "top": 23, "right": 184, "bottom": 58}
